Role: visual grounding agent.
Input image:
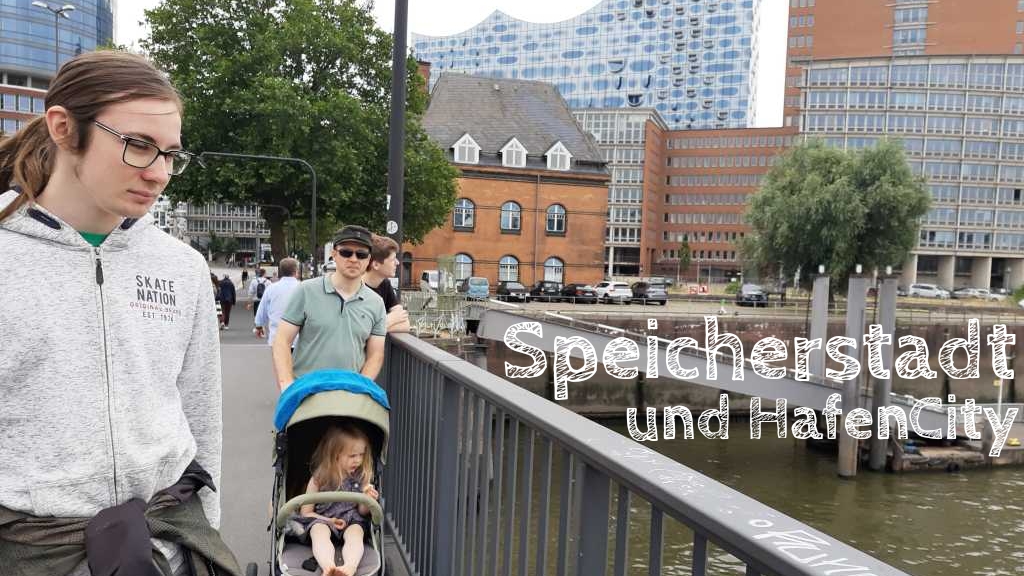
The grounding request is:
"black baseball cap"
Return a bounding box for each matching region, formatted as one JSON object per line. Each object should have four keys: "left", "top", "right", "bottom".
{"left": 332, "top": 225, "right": 373, "bottom": 249}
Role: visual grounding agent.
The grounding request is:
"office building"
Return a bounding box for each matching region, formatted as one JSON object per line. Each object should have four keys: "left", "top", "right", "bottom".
{"left": 786, "top": 0, "right": 1024, "bottom": 290}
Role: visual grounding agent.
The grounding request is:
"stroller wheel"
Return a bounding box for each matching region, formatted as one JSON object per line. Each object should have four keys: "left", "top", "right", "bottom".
{"left": 245, "top": 562, "right": 259, "bottom": 576}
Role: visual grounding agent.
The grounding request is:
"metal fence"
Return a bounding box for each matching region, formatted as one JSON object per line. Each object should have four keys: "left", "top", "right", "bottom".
{"left": 403, "top": 291, "right": 468, "bottom": 338}
{"left": 379, "top": 333, "right": 908, "bottom": 576}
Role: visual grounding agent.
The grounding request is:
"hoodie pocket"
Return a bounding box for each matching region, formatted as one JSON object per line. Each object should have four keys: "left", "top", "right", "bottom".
{"left": 120, "top": 456, "right": 181, "bottom": 504}
{"left": 30, "top": 473, "right": 112, "bottom": 517}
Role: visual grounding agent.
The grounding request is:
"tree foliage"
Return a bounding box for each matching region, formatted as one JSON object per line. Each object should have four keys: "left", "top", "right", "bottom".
{"left": 743, "top": 139, "right": 930, "bottom": 288}
{"left": 142, "top": 0, "right": 458, "bottom": 259}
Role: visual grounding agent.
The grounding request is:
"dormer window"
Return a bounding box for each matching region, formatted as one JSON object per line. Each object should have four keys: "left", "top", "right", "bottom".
{"left": 500, "top": 137, "right": 527, "bottom": 168}
{"left": 545, "top": 141, "right": 572, "bottom": 171}
{"left": 452, "top": 133, "right": 480, "bottom": 164}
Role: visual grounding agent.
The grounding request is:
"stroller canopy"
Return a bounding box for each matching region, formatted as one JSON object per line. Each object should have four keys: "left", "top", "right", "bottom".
{"left": 275, "top": 370, "right": 390, "bottom": 457}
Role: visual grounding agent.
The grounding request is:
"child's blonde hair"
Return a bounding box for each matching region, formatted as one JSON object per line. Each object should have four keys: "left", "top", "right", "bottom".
{"left": 310, "top": 423, "right": 374, "bottom": 490}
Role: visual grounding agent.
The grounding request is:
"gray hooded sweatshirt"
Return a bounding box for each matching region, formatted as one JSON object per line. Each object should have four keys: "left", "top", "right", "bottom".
{"left": 0, "top": 190, "right": 222, "bottom": 572}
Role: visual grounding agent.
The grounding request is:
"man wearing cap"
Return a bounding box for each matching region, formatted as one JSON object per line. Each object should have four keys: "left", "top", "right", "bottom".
{"left": 272, "top": 225, "right": 387, "bottom": 391}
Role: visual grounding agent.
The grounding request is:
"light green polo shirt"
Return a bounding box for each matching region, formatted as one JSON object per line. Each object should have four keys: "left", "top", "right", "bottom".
{"left": 281, "top": 275, "right": 387, "bottom": 377}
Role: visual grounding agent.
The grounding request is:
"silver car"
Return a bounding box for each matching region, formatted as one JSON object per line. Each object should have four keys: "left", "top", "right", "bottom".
{"left": 908, "top": 283, "right": 949, "bottom": 299}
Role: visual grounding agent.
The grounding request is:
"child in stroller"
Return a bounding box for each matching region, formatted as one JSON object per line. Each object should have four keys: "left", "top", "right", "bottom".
{"left": 254, "top": 369, "right": 389, "bottom": 576}
{"left": 296, "top": 424, "right": 380, "bottom": 576}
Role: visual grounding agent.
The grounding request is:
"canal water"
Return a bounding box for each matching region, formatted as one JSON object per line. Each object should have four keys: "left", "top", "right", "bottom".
{"left": 602, "top": 421, "right": 1024, "bottom": 576}
{"left": 453, "top": 344, "right": 1024, "bottom": 576}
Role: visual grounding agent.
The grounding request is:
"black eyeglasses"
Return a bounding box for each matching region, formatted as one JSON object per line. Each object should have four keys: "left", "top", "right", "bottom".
{"left": 93, "top": 121, "right": 194, "bottom": 176}
{"left": 337, "top": 248, "right": 370, "bottom": 260}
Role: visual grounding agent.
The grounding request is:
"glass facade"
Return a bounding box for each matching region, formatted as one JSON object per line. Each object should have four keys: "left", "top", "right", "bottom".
{"left": 413, "top": 0, "right": 759, "bottom": 130}
{"left": 0, "top": 0, "right": 113, "bottom": 79}
{"left": 800, "top": 56, "right": 1024, "bottom": 256}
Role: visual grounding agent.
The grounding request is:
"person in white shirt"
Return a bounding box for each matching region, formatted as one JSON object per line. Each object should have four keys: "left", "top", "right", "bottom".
{"left": 254, "top": 258, "right": 301, "bottom": 345}
{"left": 247, "top": 267, "right": 270, "bottom": 318}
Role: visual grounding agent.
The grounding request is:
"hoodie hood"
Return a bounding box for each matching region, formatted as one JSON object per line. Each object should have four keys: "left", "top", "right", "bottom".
{"left": 0, "top": 189, "right": 155, "bottom": 251}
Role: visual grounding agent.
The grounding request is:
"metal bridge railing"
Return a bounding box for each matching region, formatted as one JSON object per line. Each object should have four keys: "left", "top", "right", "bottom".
{"left": 379, "top": 333, "right": 908, "bottom": 576}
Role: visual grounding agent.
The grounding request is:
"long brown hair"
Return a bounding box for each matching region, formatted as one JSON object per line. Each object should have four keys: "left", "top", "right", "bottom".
{"left": 310, "top": 424, "right": 375, "bottom": 490}
{"left": 0, "top": 50, "right": 182, "bottom": 223}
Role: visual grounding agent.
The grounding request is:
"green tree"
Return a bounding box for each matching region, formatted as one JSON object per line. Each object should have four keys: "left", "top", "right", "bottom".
{"left": 142, "top": 0, "right": 458, "bottom": 260}
{"left": 677, "top": 237, "right": 691, "bottom": 284}
{"left": 743, "top": 139, "right": 929, "bottom": 289}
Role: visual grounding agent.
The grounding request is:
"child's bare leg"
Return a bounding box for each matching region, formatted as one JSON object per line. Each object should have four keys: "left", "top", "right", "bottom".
{"left": 310, "top": 523, "right": 340, "bottom": 574}
{"left": 338, "top": 525, "right": 365, "bottom": 576}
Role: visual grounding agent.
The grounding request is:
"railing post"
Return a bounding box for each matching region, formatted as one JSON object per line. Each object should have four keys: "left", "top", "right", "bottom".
{"left": 576, "top": 463, "right": 611, "bottom": 576}
{"left": 433, "top": 376, "right": 461, "bottom": 575}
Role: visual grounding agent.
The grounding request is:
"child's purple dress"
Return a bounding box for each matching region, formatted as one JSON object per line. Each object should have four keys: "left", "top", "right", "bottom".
{"left": 297, "top": 475, "right": 370, "bottom": 539}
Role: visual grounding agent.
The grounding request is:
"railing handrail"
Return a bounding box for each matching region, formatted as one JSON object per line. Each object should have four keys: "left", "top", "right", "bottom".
{"left": 388, "top": 333, "right": 909, "bottom": 575}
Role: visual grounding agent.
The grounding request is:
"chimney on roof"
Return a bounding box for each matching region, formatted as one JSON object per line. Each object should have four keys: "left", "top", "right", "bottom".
{"left": 493, "top": 83, "right": 500, "bottom": 91}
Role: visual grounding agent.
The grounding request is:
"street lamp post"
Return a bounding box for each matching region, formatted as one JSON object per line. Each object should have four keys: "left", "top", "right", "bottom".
{"left": 386, "top": 0, "right": 409, "bottom": 294}
{"left": 32, "top": 2, "right": 75, "bottom": 73}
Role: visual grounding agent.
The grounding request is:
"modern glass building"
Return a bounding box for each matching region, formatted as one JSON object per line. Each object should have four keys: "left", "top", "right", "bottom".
{"left": 0, "top": 0, "right": 114, "bottom": 135}
{"left": 413, "top": 0, "right": 760, "bottom": 131}
{"left": 0, "top": 0, "right": 113, "bottom": 83}
{"left": 799, "top": 55, "right": 1024, "bottom": 291}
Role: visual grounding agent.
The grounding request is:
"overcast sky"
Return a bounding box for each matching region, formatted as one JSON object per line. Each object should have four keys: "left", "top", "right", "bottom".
{"left": 116, "top": 0, "right": 786, "bottom": 126}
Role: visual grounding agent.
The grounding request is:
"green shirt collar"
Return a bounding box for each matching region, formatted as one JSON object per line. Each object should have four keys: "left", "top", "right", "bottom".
{"left": 78, "top": 231, "right": 109, "bottom": 247}
{"left": 320, "top": 274, "right": 368, "bottom": 300}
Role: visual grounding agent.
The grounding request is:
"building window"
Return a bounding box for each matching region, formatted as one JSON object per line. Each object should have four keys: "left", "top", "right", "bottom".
{"left": 544, "top": 257, "right": 564, "bottom": 283}
{"left": 452, "top": 133, "right": 480, "bottom": 164}
{"left": 499, "top": 256, "right": 519, "bottom": 282}
{"left": 500, "top": 138, "right": 527, "bottom": 168}
{"left": 454, "top": 253, "right": 473, "bottom": 280}
{"left": 546, "top": 204, "right": 566, "bottom": 234}
{"left": 546, "top": 141, "right": 572, "bottom": 171}
{"left": 500, "top": 201, "right": 521, "bottom": 232}
{"left": 453, "top": 198, "right": 475, "bottom": 230}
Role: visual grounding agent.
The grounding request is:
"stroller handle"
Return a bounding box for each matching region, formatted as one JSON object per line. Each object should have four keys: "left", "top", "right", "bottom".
{"left": 276, "top": 491, "right": 384, "bottom": 529}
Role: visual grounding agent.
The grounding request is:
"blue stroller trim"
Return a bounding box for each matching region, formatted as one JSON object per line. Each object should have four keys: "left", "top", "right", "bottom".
{"left": 274, "top": 369, "right": 390, "bottom": 431}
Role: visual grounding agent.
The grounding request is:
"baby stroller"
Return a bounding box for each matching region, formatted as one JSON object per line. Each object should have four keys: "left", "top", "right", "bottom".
{"left": 249, "top": 369, "right": 389, "bottom": 576}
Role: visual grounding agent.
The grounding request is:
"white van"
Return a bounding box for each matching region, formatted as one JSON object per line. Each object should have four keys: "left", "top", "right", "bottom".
{"left": 420, "top": 270, "right": 440, "bottom": 292}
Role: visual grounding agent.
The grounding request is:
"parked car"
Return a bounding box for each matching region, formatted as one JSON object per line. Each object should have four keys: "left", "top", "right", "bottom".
{"left": 594, "top": 281, "right": 632, "bottom": 304}
{"left": 630, "top": 281, "right": 668, "bottom": 305}
{"left": 496, "top": 281, "right": 529, "bottom": 302}
{"left": 908, "top": 283, "right": 949, "bottom": 299}
{"left": 560, "top": 283, "right": 598, "bottom": 304}
{"left": 988, "top": 288, "right": 1009, "bottom": 302}
{"left": 420, "top": 269, "right": 439, "bottom": 292}
{"left": 896, "top": 285, "right": 908, "bottom": 297}
{"left": 952, "top": 287, "right": 985, "bottom": 300}
{"left": 530, "top": 281, "right": 563, "bottom": 301}
{"left": 735, "top": 283, "right": 767, "bottom": 307}
{"left": 466, "top": 276, "right": 490, "bottom": 300}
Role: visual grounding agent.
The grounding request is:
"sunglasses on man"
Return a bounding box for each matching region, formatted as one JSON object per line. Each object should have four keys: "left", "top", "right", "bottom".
{"left": 336, "top": 248, "right": 370, "bottom": 260}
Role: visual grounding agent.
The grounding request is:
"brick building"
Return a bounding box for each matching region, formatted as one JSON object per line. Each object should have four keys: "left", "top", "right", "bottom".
{"left": 406, "top": 74, "right": 609, "bottom": 288}
{"left": 784, "top": 0, "right": 1024, "bottom": 290}
{"left": 655, "top": 126, "right": 798, "bottom": 281}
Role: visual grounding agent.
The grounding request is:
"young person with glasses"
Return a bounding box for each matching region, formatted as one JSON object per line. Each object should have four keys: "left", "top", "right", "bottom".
{"left": 272, "top": 225, "right": 387, "bottom": 392}
{"left": 0, "top": 52, "right": 239, "bottom": 575}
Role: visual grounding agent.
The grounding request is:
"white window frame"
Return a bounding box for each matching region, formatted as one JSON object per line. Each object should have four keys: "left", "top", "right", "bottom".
{"left": 452, "top": 133, "right": 481, "bottom": 164}
{"left": 545, "top": 141, "right": 573, "bottom": 171}
{"left": 543, "top": 257, "right": 565, "bottom": 283}
{"left": 499, "top": 256, "right": 519, "bottom": 282}
{"left": 500, "top": 138, "right": 527, "bottom": 168}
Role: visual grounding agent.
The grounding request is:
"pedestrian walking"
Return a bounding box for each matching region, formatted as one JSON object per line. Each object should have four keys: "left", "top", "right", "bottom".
{"left": 219, "top": 274, "right": 236, "bottom": 329}
{"left": 0, "top": 51, "right": 239, "bottom": 575}
{"left": 254, "top": 257, "right": 301, "bottom": 347}
{"left": 248, "top": 267, "right": 270, "bottom": 318}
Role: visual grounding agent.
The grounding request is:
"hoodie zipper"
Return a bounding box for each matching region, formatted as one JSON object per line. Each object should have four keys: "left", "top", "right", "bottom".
{"left": 94, "top": 247, "right": 119, "bottom": 503}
